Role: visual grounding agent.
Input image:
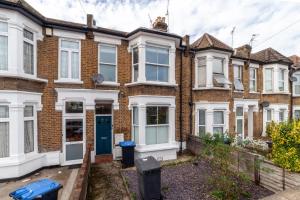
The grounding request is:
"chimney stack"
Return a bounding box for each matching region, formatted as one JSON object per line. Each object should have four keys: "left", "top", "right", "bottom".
{"left": 86, "top": 14, "right": 95, "bottom": 39}
{"left": 152, "top": 16, "right": 168, "bottom": 32}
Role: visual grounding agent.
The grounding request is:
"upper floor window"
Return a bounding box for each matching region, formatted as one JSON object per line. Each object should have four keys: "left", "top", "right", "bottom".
{"left": 249, "top": 68, "right": 257, "bottom": 92}
{"left": 293, "top": 73, "right": 300, "bottom": 95}
{"left": 265, "top": 68, "right": 273, "bottom": 92}
{"left": 132, "top": 47, "right": 139, "bottom": 82}
{"left": 60, "top": 39, "right": 80, "bottom": 80}
{"left": 213, "top": 57, "right": 229, "bottom": 87}
{"left": 0, "top": 22, "right": 8, "bottom": 71}
{"left": 0, "top": 105, "right": 9, "bottom": 158}
{"left": 145, "top": 45, "right": 169, "bottom": 82}
{"left": 234, "top": 65, "right": 244, "bottom": 91}
{"left": 278, "top": 69, "right": 285, "bottom": 91}
{"left": 99, "top": 44, "right": 117, "bottom": 82}
{"left": 23, "top": 29, "right": 34, "bottom": 75}
{"left": 197, "top": 57, "right": 206, "bottom": 87}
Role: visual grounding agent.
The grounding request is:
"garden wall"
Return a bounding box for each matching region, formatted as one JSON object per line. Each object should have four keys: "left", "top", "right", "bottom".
{"left": 70, "top": 146, "right": 92, "bottom": 200}
{"left": 187, "top": 135, "right": 300, "bottom": 193}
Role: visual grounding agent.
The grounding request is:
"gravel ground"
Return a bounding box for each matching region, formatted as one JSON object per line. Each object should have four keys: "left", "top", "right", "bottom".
{"left": 122, "top": 159, "right": 274, "bottom": 200}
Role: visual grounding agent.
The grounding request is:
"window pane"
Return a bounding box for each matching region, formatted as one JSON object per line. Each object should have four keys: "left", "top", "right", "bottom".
{"left": 265, "top": 69, "right": 272, "bottom": 80}
{"left": 133, "top": 64, "right": 138, "bottom": 82}
{"left": 146, "top": 107, "right": 157, "bottom": 125}
{"left": 198, "top": 66, "right": 206, "bottom": 87}
{"left": 146, "top": 126, "right": 156, "bottom": 145}
{"left": 157, "top": 66, "right": 168, "bottom": 82}
{"left": 133, "top": 47, "right": 138, "bottom": 64}
{"left": 294, "top": 110, "right": 300, "bottom": 120}
{"left": 100, "top": 64, "right": 116, "bottom": 82}
{"left": 234, "top": 65, "right": 242, "bottom": 79}
{"left": 95, "top": 104, "right": 111, "bottom": 114}
{"left": 213, "top": 111, "right": 224, "bottom": 124}
{"left": 24, "top": 105, "right": 33, "bottom": 117}
{"left": 157, "top": 48, "right": 169, "bottom": 65}
{"left": 23, "top": 29, "right": 33, "bottom": 41}
{"left": 146, "top": 46, "right": 157, "bottom": 63}
{"left": 66, "top": 119, "right": 83, "bottom": 142}
{"left": 295, "top": 85, "right": 300, "bottom": 95}
{"left": 133, "top": 107, "right": 138, "bottom": 124}
{"left": 199, "top": 109, "right": 205, "bottom": 125}
{"left": 199, "top": 126, "right": 205, "bottom": 137}
{"left": 279, "top": 110, "right": 285, "bottom": 122}
{"left": 213, "top": 58, "right": 223, "bottom": 74}
{"left": 100, "top": 45, "right": 116, "bottom": 64}
{"left": 23, "top": 42, "right": 34, "bottom": 74}
{"left": 158, "top": 107, "right": 168, "bottom": 124}
{"left": 0, "top": 106, "right": 9, "bottom": 118}
{"left": 133, "top": 126, "right": 139, "bottom": 143}
{"left": 0, "top": 22, "right": 8, "bottom": 32}
{"left": 250, "top": 80, "right": 256, "bottom": 91}
{"left": 267, "top": 110, "right": 272, "bottom": 121}
{"left": 236, "top": 119, "right": 243, "bottom": 134}
{"left": 213, "top": 127, "right": 223, "bottom": 134}
{"left": 146, "top": 64, "right": 157, "bottom": 81}
{"left": 66, "top": 143, "right": 83, "bottom": 161}
{"left": 157, "top": 126, "right": 168, "bottom": 144}
{"left": 0, "top": 122, "right": 9, "bottom": 158}
{"left": 250, "top": 68, "right": 256, "bottom": 79}
{"left": 236, "top": 107, "right": 243, "bottom": 117}
{"left": 71, "top": 52, "right": 79, "bottom": 79}
{"left": 61, "top": 40, "right": 79, "bottom": 49}
{"left": 66, "top": 102, "right": 83, "bottom": 113}
{"left": 60, "top": 50, "right": 68, "bottom": 78}
{"left": 24, "top": 120, "right": 34, "bottom": 153}
{"left": 0, "top": 36, "right": 8, "bottom": 70}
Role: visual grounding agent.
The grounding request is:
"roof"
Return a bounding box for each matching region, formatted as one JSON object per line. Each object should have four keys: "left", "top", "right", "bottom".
{"left": 251, "top": 48, "right": 293, "bottom": 65}
{"left": 191, "top": 33, "right": 233, "bottom": 52}
{"left": 0, "top": 0, "right": 181, "bottom": 39}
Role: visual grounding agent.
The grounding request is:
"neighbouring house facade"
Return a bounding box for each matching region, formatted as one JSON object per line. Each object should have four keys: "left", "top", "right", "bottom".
{"left": 0, "top": 0, "right": 297, "bottom": 179}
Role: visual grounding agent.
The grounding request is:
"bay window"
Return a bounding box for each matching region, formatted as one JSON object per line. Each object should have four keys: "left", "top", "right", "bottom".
{"left": 0, "top": 22, "right": 8, "bottom": 71}
{"left": 99, "top": 44, "right": 117, "bottom": 82}
{"left": 234, "top": 65, "right": 244, "bottom": 91}
{"left": 236, "top": 107, "right": 244, "bottom": 137}
{"left": 132, "top": 47, "right": 139, "bottom": 82}
{"left": 198, "top": 109, "right": 206, "bottom": 137}
{"left": 0, "top": 105, "right": 9, "bottom": 158}
{"left": 293, "top": 74, "right": 300, "bottom": 95}
{"left": 213, "top": 57, "right": 230, "bottom": 87}
{"left": 24, "top": 105, "right": 34, "bottom": 153}
{"left": 132, "top": 106, "right": 139, "bottom": 143}
{"left": 23, "top": 29, "right": 34, "bottom": 75}
{"left": 213, "top": 110, "right": 225, "bottom": 134}
{"left": 249, "top": 68, "right": 257, "bottom": 92}
{"left": 279, "top": 109, "right": 285, "bottom": 122}
{"left": 146, "top": 106, "right": 169, "bottom": 145}
{"left": 265, "top": 68, "right": 273, "bottom": 92}
{"left": 197, "top": 57, "right": 206, "bottom": 87}
{"left": 59, "top": 39, "right": 80, "bottom": 80}
{"left": 278, "top": 69, "right": 285, "bottom": 91}
{"left": 145, "top": 46, "right": 169, "bottom": 82}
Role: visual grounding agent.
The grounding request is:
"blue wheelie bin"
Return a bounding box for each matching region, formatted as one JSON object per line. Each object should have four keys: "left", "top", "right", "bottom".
{"left": 9, "top": 179, "right": 62, "bottom": 200}
{"left": 119, "top": 141, "right": 136, "bottom": 168}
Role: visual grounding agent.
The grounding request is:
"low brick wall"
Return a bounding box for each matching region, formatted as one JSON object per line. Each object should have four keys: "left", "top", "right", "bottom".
{"left": 70, "top": 146, "right": 91, "bottom": 200}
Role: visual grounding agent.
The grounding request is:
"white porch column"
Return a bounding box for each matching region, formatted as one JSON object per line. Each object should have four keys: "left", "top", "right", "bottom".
{"left": 206, "top": 55, "right": 213, "bottom": 88}
{"left": 9, "top": 104, "right": 25, "bottom": 159}
{"left": 138, "top": 43, "right": 146, "bottom": 82}
{"left": 206, "top": 109, "right": 214, "bottom": 134}
{"left": 168, "top": 105, "right": 176, "bottom": 144}
{"left": 138, "top": 104, "right": 146, "bottom": 146}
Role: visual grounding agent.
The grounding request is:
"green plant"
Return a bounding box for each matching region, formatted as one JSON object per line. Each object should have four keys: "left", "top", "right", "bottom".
{"left": 268, "top": 120, "right": 300, "bottom": 172}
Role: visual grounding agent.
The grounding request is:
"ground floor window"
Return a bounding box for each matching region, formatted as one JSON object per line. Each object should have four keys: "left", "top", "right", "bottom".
{"left": 265, "top": 109, "right": 273, "bottom": 128}
{"left": 132, "top": 106, "right": 139, "bottom": 143}
{"left": 213, "top": 110, "right": 225, "bottom": 134}
{"left": 24, "top": 105, "right": 34, "bottom": 153}
{"left": 279, "top": 109, "right": 286, "bottom": 122}
{"left": 236, "top": 107, "right": 244, "bottom": 137}
{"left": 146, "top": 106, "right": 169, "bottom": 145}
{"left": 294, "top": 110, "right": 300, "bottom": 120}
{"left": 198, "top": 109, "right": 206, "bottom": 137}
{"left": 0, "top": 105, "right": 9, "bottom": 158}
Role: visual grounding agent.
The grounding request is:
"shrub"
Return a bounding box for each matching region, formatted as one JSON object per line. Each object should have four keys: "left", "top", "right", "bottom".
{"left": 268, "top": 120, "right": 300, "bottom": 172}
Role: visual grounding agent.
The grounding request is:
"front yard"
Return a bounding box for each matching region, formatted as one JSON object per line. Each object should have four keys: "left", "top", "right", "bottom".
{"left": 122, "top": 155, "right": 274, "bottom": 200}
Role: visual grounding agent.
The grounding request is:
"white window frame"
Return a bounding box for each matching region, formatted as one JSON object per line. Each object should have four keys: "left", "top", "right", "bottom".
{"left": 293, "top": 72, "right": 300, "bottom": 96}
{"left": 98, "top": 43, "right": 118, "bottom": 84}
{"left": 0, "top": 104, "right": 9, "bottom": 158}
{"left": 197, "top": 57, "right": 206, "bottom": 87}
{"left": 23, "top": 28, "right": 36, "bottom": 76}
{"left": 132, "top": 46, "right": 139, "bottom": 82}
{"left": 233, "top": 64, "right": 244, "bottom": 91}
{"left": 145, "top": 44, "right": 170, "bottom": 83}
{"left": 197, "top": 109, "right": 206, "bottom": 137}
{"left": 278, "top": 68, "right": 285, "bottom": 92}
{"left": 249, "top": 67, "right": 257, "bottom": 92}
{"left": 131, "top": 106, "right": 139, "bottom": 143}
{"left": 212, "top": 110, "right": 225, "bottom": 134}
{"left": 23, "top": 105, "right": 37, "bottom": 154}
{"left": 0, "top": 21, "right": 8, "bottom": 71}
{"left": 235, "top": 107, "right": 244, "bottom": 138}
{"left": 58, "top": 38, "right": 81, "bottom": 83}
{"left": 264, "top": 68, "right": 273, "bottom": 92}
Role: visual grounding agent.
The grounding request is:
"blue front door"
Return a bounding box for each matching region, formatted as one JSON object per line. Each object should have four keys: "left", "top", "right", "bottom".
{"left": 96, "top": 116, "right": 112, "bottom": 155}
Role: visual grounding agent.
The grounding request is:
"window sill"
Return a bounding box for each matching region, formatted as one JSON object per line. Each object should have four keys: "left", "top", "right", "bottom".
{"left": 249, "top": 91, "right": 259, "bottom": 94}
{"left": 292, "top": 94, "right": 300, "bottom": 97}
{"left": 135, "top": 143, "right": 178, "bottom": 152}
{"left": 262, "top": 92, "right": 290, "bottom": 95}
{"left": 233, "top": 90, "right": 244, "bottom": 93}
{"left": 193, "top": 87, "right": 231, "bottom": 91}
{"left": 0, "top": 72, "right": 48, "bottom": 83}
{"left": 0, "top": 152, "right": 43, "bottom": 167}
{"left": 97, "top": 82, "right": 120, "bottom": 86}
{"left": 54, "top": 79, "right": 83, "bottom": 84}
{"left": 125, "top": 82, "right": 178, "bottom": 87}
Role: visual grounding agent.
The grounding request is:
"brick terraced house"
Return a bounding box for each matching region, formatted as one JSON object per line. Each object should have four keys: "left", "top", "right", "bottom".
{"left": 0, "top": 0, "right": 297, "bottom": 179}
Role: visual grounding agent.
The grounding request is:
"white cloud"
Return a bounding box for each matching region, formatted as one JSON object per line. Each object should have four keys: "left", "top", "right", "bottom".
{"left": 27, "top": 0, "right": 300, "bottom": 56}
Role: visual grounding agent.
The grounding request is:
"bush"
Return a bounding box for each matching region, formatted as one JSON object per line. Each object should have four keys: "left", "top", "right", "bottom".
{"left": 268, "top": 120, "right": 300, "bottom": 172}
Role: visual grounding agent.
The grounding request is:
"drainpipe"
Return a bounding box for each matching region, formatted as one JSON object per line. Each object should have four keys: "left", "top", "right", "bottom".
{"left": 179, "top": 49, "right": 183, "bottom": 154}
{"left": 289, "top": 66, "right": 295, "bottom": 120}
{"left": 189, "top": 51, "right": 195, "bottom": 139}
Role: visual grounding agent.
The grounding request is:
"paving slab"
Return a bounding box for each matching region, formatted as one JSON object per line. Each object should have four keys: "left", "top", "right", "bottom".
{"left": 261, "top": 186, "right": 300, "bottom": 200}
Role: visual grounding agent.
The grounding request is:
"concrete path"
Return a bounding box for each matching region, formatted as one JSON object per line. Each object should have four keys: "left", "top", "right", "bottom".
{"left": 261, "top": 186, "right": 300, "bottom": 200}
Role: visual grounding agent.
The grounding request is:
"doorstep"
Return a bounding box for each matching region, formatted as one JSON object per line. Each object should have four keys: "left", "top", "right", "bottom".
{"left": 95, "top": 154, "right": 113, "bottom": 164}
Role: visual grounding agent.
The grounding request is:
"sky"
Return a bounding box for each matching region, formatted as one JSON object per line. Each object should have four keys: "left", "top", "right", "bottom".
{"left": 26, "top": 0, "right": 300, "bottom": 56}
